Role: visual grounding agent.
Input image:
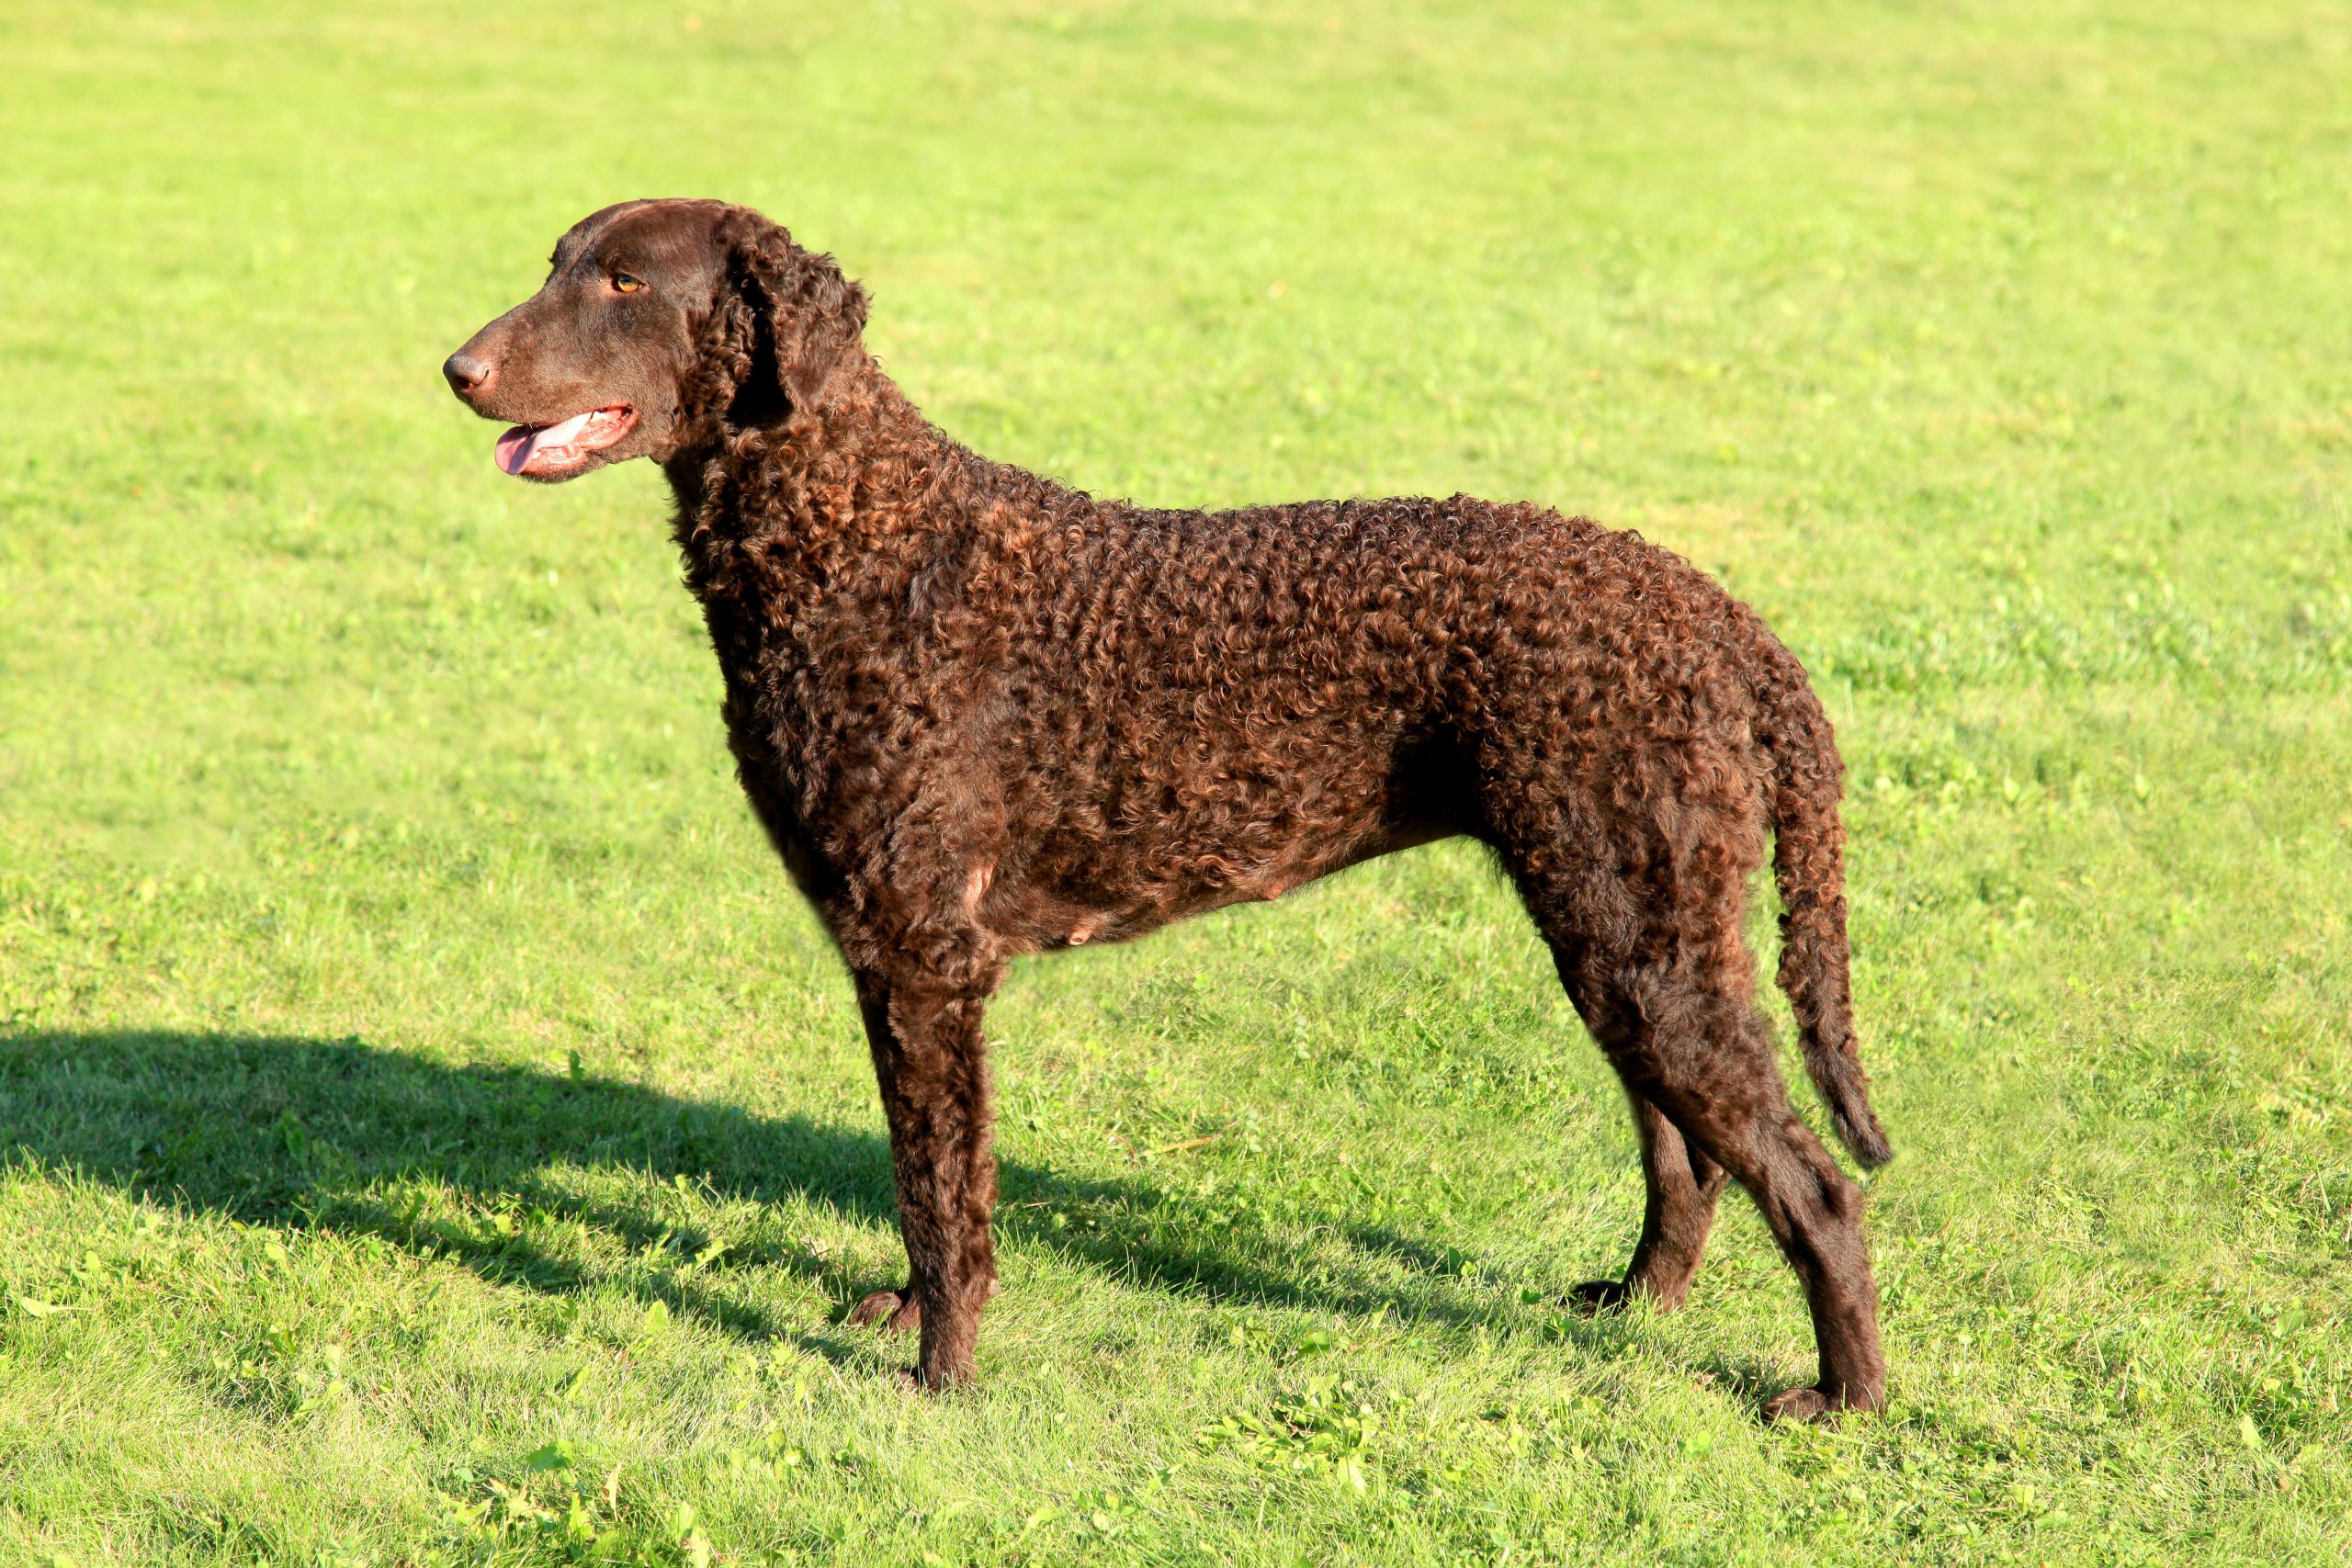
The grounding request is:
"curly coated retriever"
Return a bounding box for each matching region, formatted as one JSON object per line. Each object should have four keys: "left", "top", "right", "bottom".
{"left": 443, "top": 199, "right": 1894, "bottom": 1419}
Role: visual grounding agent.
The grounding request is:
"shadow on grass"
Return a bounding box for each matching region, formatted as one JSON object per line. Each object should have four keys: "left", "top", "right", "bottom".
{"left": 0, "top": 1028, "right": 1572, "bottom": 1360}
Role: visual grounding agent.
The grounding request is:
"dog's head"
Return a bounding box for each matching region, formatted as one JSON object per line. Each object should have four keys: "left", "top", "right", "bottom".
{"left": 443, "top": 199, "right": 869, "bottom": 481}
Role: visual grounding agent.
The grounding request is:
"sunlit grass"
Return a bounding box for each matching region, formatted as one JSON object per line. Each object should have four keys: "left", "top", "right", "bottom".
{"left": 3, "top": 2, "right": 2348, "bottom": 1562}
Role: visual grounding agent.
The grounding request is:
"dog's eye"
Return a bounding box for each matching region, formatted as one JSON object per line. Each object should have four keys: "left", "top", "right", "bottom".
{"left": 612, "top": 272, "right": 646, "bottom": 294}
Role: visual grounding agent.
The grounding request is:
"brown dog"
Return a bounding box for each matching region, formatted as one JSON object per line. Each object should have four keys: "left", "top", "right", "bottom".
{"left": 445, "top": 200, "right": 1893, "bottom": 1419}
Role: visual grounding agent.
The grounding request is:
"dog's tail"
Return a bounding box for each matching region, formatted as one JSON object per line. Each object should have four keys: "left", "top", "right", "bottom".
{"left": 1749, "top": 626, "right": 1893, "bottom": 1169}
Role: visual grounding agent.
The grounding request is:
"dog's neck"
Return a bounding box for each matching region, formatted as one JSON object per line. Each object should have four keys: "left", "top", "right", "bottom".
{"left": 661, "top": 360, "right": 990, "bottom": 635}
{"left": 667, "top": 360, "right": 950, "bottom": 537}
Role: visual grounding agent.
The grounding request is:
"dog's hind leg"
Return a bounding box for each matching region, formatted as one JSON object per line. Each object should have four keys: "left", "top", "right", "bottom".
{"left": 1584, "top": 953, "right": 1885, "bottom": 1420}
{"left": 1572, "top": 1091, "right": 1727, "bottom": 1313}
{"left": 1518, "top": 807, "right": 1884, "bottom": 1420}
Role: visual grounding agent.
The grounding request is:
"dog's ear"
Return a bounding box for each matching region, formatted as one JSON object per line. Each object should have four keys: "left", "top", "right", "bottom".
{"left": 711, "top": 209, "right": 869, "bottom": 425}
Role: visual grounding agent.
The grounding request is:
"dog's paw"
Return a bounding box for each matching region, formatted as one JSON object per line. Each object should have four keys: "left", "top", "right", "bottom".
{"left": 847, "top": 1288, "right": 921, "bottom": 1335}
{"left": 1760, "top": 1385, "right": 1830, "bottom": 1424}
{"left": 1570, "top": 1279, "right": 1631, "bottom": 1314}
{"left": 1760, "top": 1383, "right": 1881, "bottom": 1425}
{"left": 894, "top": 1361, "right": 974, "bottom": 1394}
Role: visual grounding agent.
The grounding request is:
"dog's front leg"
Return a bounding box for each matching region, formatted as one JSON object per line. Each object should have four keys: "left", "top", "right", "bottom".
{"left": 853, "top": 968, "right": 999, "bottom": 1388}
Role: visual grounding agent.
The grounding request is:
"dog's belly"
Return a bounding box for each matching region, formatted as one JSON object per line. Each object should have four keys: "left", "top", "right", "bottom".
{"left": 976, "top": 721, "right": 1469, "bottom": 953}
{"left": 978, "top": 824, "right": 1417, "bottom": 954}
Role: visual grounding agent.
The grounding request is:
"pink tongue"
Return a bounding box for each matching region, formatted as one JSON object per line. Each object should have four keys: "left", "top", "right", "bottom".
{"left": 495, "top": 411, "right": 597, "bottom": 476}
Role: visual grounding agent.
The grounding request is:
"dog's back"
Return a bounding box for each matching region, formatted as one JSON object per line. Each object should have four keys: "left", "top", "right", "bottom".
{"left": 918, "top": 488, "right": 1776, "bottom": 942}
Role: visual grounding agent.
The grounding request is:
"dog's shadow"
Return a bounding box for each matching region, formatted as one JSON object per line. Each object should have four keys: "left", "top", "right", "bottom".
{"left": 0, "top": 1028, "right": 1549, "bottom": 1359}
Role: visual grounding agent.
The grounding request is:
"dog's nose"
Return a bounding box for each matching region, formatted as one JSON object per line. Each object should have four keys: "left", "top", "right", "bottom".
{"left": 442, "top": 351, "right": 493, "bottom": 397}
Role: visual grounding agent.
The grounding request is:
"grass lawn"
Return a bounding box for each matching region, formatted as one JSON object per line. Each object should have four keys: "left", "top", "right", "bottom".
{"left": 5, "top": 0, "right": 2350, "bottom": 1562}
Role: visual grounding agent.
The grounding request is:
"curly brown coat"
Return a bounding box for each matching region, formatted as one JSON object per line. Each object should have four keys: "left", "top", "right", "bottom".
{"left": 445, "top": 199, "right": 1893, "bottom": 1419}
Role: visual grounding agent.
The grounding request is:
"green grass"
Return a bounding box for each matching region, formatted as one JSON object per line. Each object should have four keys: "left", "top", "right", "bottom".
{"left": 3, "top": 0, "right": 2349, "bottom": 1562}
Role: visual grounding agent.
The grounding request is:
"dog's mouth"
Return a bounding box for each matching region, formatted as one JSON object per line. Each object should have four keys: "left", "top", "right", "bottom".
{"left": 493, "top": 406, "right": 638, "bottom": 478}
